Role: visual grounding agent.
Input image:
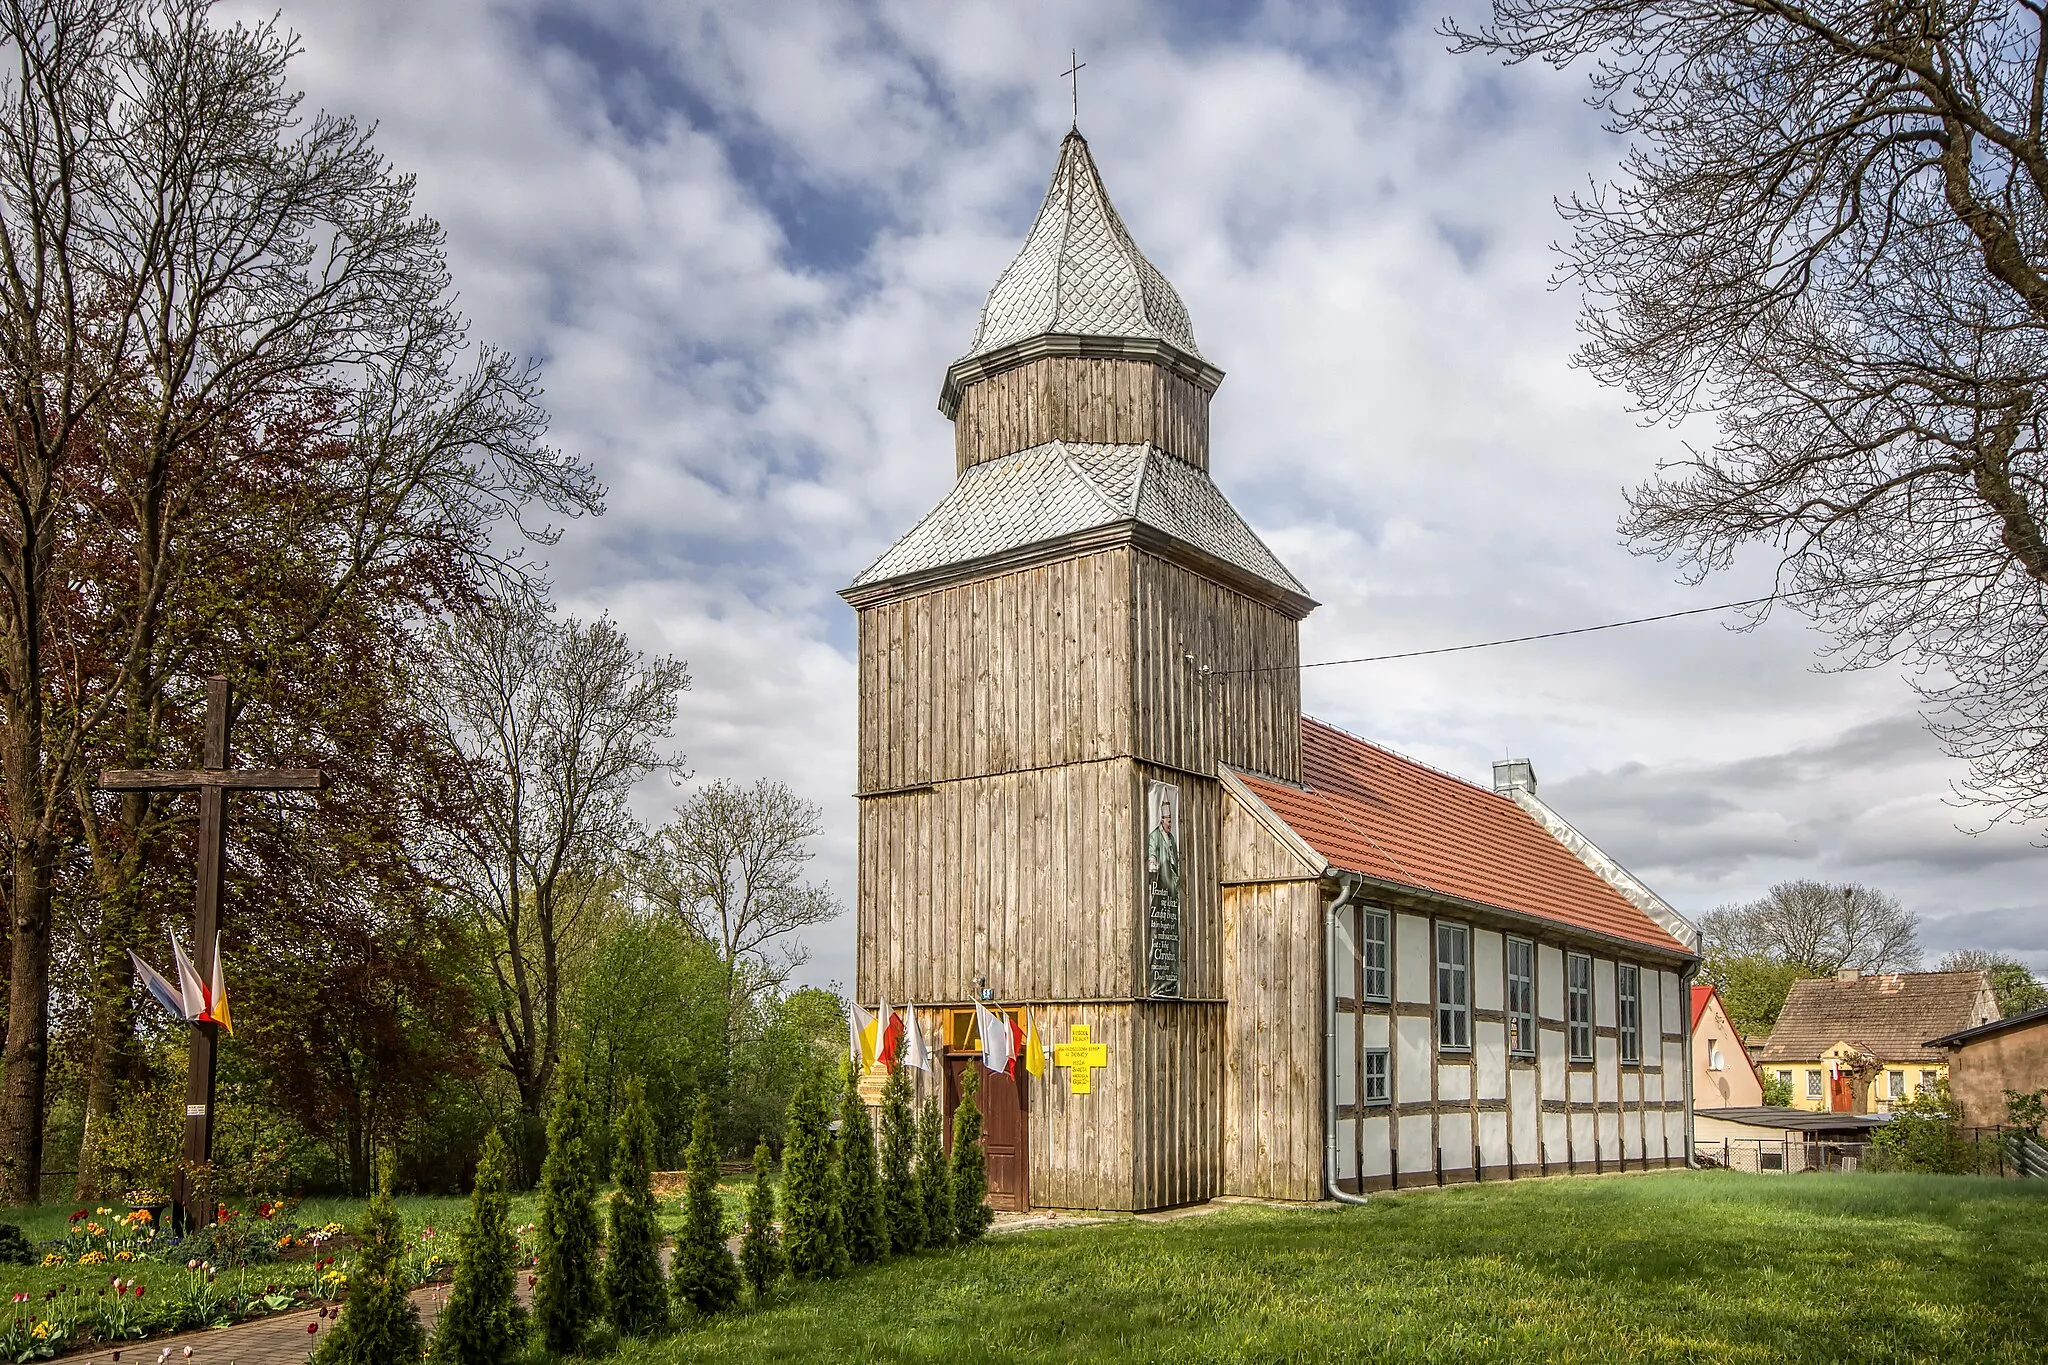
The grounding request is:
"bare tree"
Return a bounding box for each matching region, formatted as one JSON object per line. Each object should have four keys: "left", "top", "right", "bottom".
{"left": 1447, "top": 0, "right": 2048, "bottom": 828}
{"left": 1701, "top": 879, "right": 1922, "bottom": 974}
{"left": 638, "top": 779, "right": 840, "bottom": 1090}
{"left": 421, "top": 601, "right": 686, "bottom": 1177}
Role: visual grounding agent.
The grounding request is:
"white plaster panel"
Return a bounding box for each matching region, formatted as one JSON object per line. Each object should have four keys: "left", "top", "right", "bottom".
{"left": 1645, "top": 1110, "right": 1665, "bottom": 1162}
{"left": 1660, "top": 970, "right": 1684, "bottom": 1035}
{"left": 1623, "top": 1113, "right": 1643, "bottom": 1160}
{"left": 1333, "top": 908, "right": 1357, "bottom": 997}
{"left": 1643, "top": 1068, "right": 1663, "bottom": 1105}
{"left": 1334, "top": 1016, "right": 1357, "bottom": 1106}
{"left": 1476, "top": 1022, "right": 1507, "bottom": 1100}
{"left": 1540, "top": 1029, "right": 1567, "bottom": 1099}
{"left": 1440, "top": 1112, "right": 1473, "bottom": 1169}
{"left": 1362, "top": 1013, "right": 1390, "bottom": 1050}
{"left": 1336, "top": 1117, "right": 1358, "bottom": 1179}
{"left": 1664, "top": 1041, "right": 1685, "bottom": 1078}
{"left": 1597, "top": 1036, "right": 1619, "bottom": 1097}
{"left": 1439, "top": 1063, "right": 1472, "bottom": 1104}
{"left": 1571, "top": 1112, "right": 1595, "bottom": 1161}
{"left": 1398, "top": 1116, "right": 1433, "bottom": 1173}
{"left": 1595, "top": 958, "right": 1618, "bottom": 1027}
{"left": 1622, "top": 1071, "right": 1640, "bottom": 1104}
{"left": 1511, "top": 1070, "right": 1540, "bottom": 1159}
{"left": 1600, "top": 1110, "right": 1620, "bottom": 1162}
{"left": 1665, "top": 1111, "right": 1687, "bottom": 1158}
{"left": 1641, "top": 967, "right": 1663, "bottom": 1048}
{"left": 1537, "top": 944, "right": 1564, "bottom": 1020}
{"left": 1479, "top": 1112, "right": 1508, "bottom": 1169}
{"left": 1474, "top": 929, "right": 1504, "bottom": 1010}
{"left": 1361, "top": 1115, "right": 1392, "bottom": 1177}
{"left": 1570, "top": 1070, "right": 1593, "bottom": 1106}
{"left": 1397, "top": 1016, "right": 1432, "bottom": 1104}
{"left": 1542, "top": 1112, "right": 1567, "bottom": 1165}
{"left": 1395, "top": 913, "right": 1431, "bottom": 1004}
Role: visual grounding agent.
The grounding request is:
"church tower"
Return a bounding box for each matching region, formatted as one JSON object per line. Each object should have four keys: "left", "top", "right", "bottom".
{"left": 844, "top": 131, "right": 1314, "bottom": 1212}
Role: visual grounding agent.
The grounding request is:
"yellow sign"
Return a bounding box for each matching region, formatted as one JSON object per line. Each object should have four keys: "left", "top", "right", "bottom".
{"left": 1053, "top": 1026, "right": 1107, "bottom": 1094}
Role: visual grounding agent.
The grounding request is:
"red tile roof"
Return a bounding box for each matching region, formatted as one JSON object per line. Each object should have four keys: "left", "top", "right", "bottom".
{"left": 1234, "top": 718, "right": 1690, "bottom": 957}
{"left": 1691, "top": 984, "right": 1714, "bottom": 1032}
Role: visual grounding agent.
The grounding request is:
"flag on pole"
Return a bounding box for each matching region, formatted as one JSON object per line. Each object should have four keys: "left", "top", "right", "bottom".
{"left": 210, "top": 933, "right": 234, "bottom": 1037}
{"left": 171, "top": 935, "right": 213, "bottom": 1025}
{"left": 129, "top": 951, "right": 185, "bottom": 1021}
{"left": 974, "top": 1002, "right": 1014, "bottom": 1075}
{"left": 848, "top": 999, "right": 874, "bottom": 1067}
{"left": 903, "top": 1002, "right": 932, "bottom": 1073}
{"left": 878, "top": 998, "right": 903, "bottom": 1068}
{"left": 1023, "top": 1010, "right": 1047, "bottom": 1078}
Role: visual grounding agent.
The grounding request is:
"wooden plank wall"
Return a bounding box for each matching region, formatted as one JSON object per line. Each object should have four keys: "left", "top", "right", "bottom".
{"left": 1220, "top": 787, "right": 1320, "bottom": 884}
{"left": 858, "top": 760, "right": 1138, "bottom": 1003}
{"left": 1133, "top": 554, "right": 1302, "bottom": 784}
{"left": 1028, "top": 1003, "right": 1133, "bottom": 1210}
{"left": 953, "top": 357, "right": 1211, "bottom": 473}
{"left": 857, "top": 551, "right": 1132, "bottom": 793}
{"left": 1221, "top": 879, "right": 1326, "bottom": 1200}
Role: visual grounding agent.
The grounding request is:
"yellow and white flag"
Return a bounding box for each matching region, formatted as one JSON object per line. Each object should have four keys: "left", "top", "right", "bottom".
{"left": 1023, "top": 1009, "right": 1047, "bottom": 1077}
{"left": 848, "top": 999, "right": 874, "bottom": 1067}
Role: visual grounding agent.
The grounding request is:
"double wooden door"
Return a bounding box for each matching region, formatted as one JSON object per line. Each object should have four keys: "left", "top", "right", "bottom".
{"left": 945, "top": 1054, "right": 1029, "bottom": 1211}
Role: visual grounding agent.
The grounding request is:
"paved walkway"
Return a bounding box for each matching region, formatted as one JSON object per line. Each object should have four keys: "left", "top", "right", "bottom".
{"left": 49, "top": 1283, "right": 461, "bottom": 1365}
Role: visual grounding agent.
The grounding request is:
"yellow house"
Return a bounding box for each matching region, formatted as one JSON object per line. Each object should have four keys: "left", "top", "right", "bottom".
{"left": 1758, "top": 970, "right": 1998, "bottom": 1114}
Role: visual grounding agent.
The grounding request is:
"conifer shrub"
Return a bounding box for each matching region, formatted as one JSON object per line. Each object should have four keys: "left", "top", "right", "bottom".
{"left": 605, "top": 1078, "right": 668, "bottom": 1336}
{"left": 878, "top": 1043, "right": 924, "bottom": 1254}
{"left": 950, "top": 1065, "right": 994, "bottom": 1240}
{"left": 315, "top": 1156, "right": 425, "bottom": 1365}
{"left": 430, "top": 1131, "right": 521, "bottom": 1365}
{"left": 780, "top": 1065, "right": 844, "bottom": 1280}
{"left": 739, "top": 1138, "right": 785, "bottom": 1299}
{"left": 535, "top": 1065, "right": 603, "bottom": 1354}
{"left": 839, "top": 1061, "right": 889, "bottom": 1264}
{"left": 916, "top": 1096, "right": 952, "bottom": 1249}
{"left": 670, "top": 1093, "right": 741, "bottom": 1316}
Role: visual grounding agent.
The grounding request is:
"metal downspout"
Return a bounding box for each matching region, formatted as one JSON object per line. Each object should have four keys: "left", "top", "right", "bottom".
{"left": 1680, "top": 956, "right": 1701, "bottom": 1168}
{"left": 1325, "top": 872, "right": 1369, "bottom": 1205}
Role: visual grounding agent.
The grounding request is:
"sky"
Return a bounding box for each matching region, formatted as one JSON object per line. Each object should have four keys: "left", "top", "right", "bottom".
{"left": 232, "top": 0, "right": 2046, "bottom": 986}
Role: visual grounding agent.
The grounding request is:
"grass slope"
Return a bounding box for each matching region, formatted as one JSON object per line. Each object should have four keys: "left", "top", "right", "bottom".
{"left": 636, "top": 1172, "right": 2048, "bottom": 1364}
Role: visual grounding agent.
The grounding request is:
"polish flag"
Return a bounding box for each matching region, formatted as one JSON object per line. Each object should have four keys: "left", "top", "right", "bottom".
{"left": 171, "top": 935, "right": 213, "bottom": 1025}
{"left": 878, "top": 999, "right": 903, "bottom": 1068}
{"left": 903, "top": 1003, "right": 932, "bottom": 1073}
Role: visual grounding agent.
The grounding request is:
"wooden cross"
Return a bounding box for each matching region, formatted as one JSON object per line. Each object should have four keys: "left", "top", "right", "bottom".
{"left": 1052, "top": 1024, "right": 1107, "bottom": 1094}
{"left": 98, "top": 677, "right": 323, "bottom": 1228}
{"left": 1061, "top": 49, "right": 1086, "bottom": 129}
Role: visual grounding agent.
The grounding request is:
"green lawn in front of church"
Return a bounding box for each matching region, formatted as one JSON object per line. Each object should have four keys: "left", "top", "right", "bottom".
{"left": 630, "top": 1169, "right": 2047, "bottom": 1364}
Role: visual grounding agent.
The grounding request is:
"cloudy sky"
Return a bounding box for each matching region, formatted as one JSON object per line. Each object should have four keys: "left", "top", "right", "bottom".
{"left": 237, "top": 0, "right": 2045, "bottom": 984}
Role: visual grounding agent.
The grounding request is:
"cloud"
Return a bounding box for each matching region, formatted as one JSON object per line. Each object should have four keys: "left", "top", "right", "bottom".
{"left": 232, "top": 0, "right": 2048, "bottom": 986}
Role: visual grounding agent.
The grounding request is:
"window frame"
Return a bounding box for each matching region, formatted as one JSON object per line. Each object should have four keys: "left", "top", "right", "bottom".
{"left": 1505, "top": 935, "right": 1536, "bottom": 1056}
{"left": 1436, "top": 921, "right": 1471, "bottom": 1051}
{"left": 1361, "top": 907, "right": 1390, "bottom": 1003}
{"left": 1807, "top": 1069, "right": 1823, "bottom": 1100}
{"left": 1617, "top": 963, "right": 1641, "bottom": 1064}
{"left": 1363, "top": 1048, "right": 1390, "bottom": 1106}
{"left": 1566, "top": 952, "right": 1594, "bottom": 1061}
{"left": 1888, "top": 1069, "right": 1905, "bottom": 1099}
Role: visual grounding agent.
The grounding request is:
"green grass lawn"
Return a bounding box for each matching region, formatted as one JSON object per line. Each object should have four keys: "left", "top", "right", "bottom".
{"left": 633, "top": 1171, "right": 2048, "bottom": 1364}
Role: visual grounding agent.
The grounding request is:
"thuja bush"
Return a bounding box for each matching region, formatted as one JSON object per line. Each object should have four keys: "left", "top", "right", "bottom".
{"left": 951, "top": 1065, "right": 993, "bottom": 1240}
{"left": 315, "top": 1157, "right": 424, "bottom": 1365}
{"left": 739, "top": 1139, "right": 785, "bottom": 1298}
{"left": 431, "top": 1130, "right": 521, "bottom": 1365}
{"left": 916, "top": 1096, "right": 952, "bottom": 1249}
{"left": 878, "top": 1047, "right": 924, "bottom": 1254}
{"left": 781, "top": 1066, "right": 844, "bottom": 1280}
{"left": 606, "top": 1079, "right": 668, "bottom": 1336}
{"left": 535, "top": 1066, "right": 603, "bottom": 1354}
{"left": 671, "top": 1093, "right": 740, "bottom": 1316}
{"left": 839, "top": 1061, "right": 888, "bottom": 1265}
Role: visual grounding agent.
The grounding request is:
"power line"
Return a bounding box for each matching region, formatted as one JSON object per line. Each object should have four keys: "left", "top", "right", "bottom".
{"left": 1204, "top": 593, "right": 1792, "bottom": 678}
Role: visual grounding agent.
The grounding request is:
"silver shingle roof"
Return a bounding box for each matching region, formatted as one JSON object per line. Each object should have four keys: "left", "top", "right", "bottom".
{"left": 964, "top": 132, "right": 1201, "bottom": 361}
{"left": 850, "top": 442, "right": 1307, "bottom": 598}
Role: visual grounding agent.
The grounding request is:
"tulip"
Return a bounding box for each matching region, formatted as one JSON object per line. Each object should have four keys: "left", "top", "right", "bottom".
{"left": 182, "top": 1349, "right": 191, "bottom": 1358}
{"left": 306, "top": 1323, "right": 318, "bottom": 1336}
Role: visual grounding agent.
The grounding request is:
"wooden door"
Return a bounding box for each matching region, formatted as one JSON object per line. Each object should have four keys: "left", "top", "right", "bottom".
{"left": 946, "top": 1054, "right": 1029, "bottom": 1212}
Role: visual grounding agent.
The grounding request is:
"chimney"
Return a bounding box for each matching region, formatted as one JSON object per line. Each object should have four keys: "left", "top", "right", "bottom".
{"left": 1492, "top": 758, "right": 1538, "bottom": 797}
{"left": 1837, "top": 968, "right": 1861, "bottom": 983}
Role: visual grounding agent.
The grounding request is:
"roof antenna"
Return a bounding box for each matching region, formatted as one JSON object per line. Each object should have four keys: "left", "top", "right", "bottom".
{"left": 1061, "top": 49, "right": 1086, "bottom": 131}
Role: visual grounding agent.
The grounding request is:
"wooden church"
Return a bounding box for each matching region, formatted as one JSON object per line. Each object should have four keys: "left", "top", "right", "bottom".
{"left": 844, "top": 130, "right": 1701, "bottom": 1210}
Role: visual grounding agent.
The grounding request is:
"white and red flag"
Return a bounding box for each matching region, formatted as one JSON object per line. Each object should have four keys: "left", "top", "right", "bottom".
{"left": 974, "top": 1001, "right": 1015, "bottom": 1075}
{"left": 878, "top": 998, "right": 903, "bottom": 1067}
{"left": 902, "top": 1003, "right": 932, "bottom": 1073}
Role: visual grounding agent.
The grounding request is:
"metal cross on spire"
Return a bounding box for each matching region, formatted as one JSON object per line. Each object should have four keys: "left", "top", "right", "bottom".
{"left": 1061, "top": 49, "right": 1086, "bottom": 129}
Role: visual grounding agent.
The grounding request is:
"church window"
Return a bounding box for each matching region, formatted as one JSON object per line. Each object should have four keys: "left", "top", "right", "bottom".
{"left": 1567, "top": 953, "right": 1593, "bottom": 1060}
{"left": 1506, "top": 936, "right": 1535, "bottom": 1055}
{"left": 1618, "top": 964, "right": 1641, "bottom": 1063}
{"left": 1363, "top": 1049, "right": 1389, "bottom": 1105}
{"left": 1436, "top": 922, "right": 1470, "bottom": 1050}
{"left": 1362, "top": 908, "right": 1390, "bottom": 1002}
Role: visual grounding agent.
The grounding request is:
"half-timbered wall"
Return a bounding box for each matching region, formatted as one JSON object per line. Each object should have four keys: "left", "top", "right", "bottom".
{"left": 952, "top": 357, "right": 1211, "bottom": 473}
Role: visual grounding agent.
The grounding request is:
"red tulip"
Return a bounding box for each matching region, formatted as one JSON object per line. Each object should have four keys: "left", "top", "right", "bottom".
{"left": 307, "top": 1323, "right": 318, "bottom": 1335}
{"left": 133, "top": 1285, "right": 146, "bottom": 1298}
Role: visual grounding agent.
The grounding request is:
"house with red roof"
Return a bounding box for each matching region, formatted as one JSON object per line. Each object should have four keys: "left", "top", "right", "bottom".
{"left": 1691, "top": 984, "right": 1766, "bottom": 1109}
{"left": 844, "top": 127, "right": 1700, "bottom": 1211}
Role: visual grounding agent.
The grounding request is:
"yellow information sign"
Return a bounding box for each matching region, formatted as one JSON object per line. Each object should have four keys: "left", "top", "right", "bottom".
{"left": 1053, "top": 1025, "right": 1108, "bottom": 1094}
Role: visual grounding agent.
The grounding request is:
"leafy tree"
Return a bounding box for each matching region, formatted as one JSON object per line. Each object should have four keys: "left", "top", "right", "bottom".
{"left": 950, "top": 1066, "right": 993, "bottom": 1240}
{"left": 780, "top": 1066, "right": 844, "bottom": 1280}
{"left": 605, "top": 1080, "right": 667, "bottom": 1336}
{"left": 431, "top": 1130, "right": 521, "bottom": 1365}
{"left": 1446, "top": 0, "right": 2048, "bottom": 830}
{"left": 878, "top": 1046, "right": 924, "bottom": 1254}
{"left": 535, "top": 1066, "right": 603, "bottom": 1354}
{"left": 671, "top": 1094, "right": 741, "bottom": 1316}
{"left": 738, "top": 1139, "right": 784, "bottom": 1299}
{"left": 838, "top": 1062, "right": 888, "bottom": 1264}
{"left": 1938, "top": 950, "right": 2048, "bottom": 1018}
{"left": 916, "top": 1096, "right": 952, "bottom": 1249}
{"left": 1760, "top": 1072, "right": 1795, "bottom": 1109}
{"left": 1870, "top": 1080, "right": 1975, "bottom": 1174}
{"left": 1702, "top": 882, "right": 1920, "bottom": 979}
{"left": 315, "top": 1157, "right": 424, "bottom": 1365}
{"left": 1703, "top": 953, "right": 1817, "bottom": 1039}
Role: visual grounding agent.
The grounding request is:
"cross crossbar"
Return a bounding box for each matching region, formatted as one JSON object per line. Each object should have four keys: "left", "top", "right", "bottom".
{"left": 98, "top": 768, "right": 325, "bottom": 792}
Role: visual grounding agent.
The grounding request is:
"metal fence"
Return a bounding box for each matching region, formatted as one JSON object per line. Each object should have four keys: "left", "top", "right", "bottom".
{"left": 1698, "top": 1126, "right": 2045, "bottom": 1177}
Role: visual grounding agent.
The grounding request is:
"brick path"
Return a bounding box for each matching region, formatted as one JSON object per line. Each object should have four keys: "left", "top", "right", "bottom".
{"left": 48, "top": 1283, "right": 463, "bottom": 1365}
